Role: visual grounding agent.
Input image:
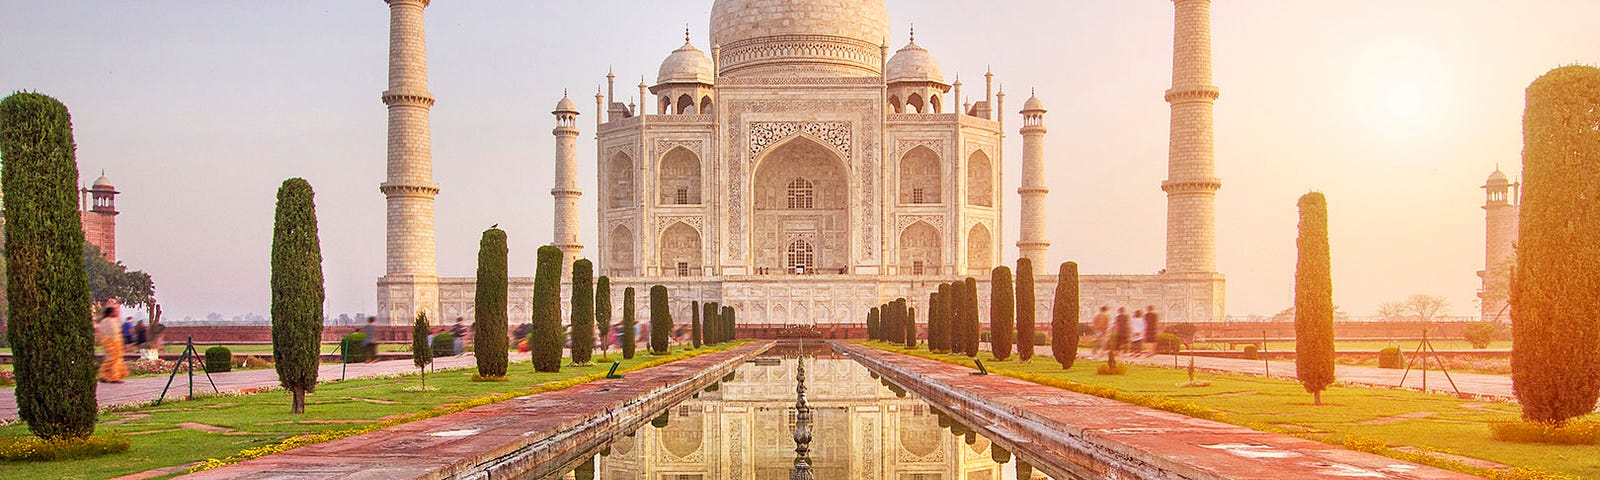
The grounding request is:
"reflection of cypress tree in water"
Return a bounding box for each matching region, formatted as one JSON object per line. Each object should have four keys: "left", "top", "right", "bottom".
{"left": 651, "top": 411, "right": 669, "bottom": 429}
{"left": 573, "top": 454, "right": 596, "bottom": 480}
{"left": 992, "top": 444, "right": 1011, "bottom": 464}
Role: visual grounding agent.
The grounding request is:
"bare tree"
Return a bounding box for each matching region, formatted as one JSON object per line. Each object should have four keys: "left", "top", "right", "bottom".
{"left": 1405, "top": 294, "right": 1449, "bottom": 323}
{"left": 1377, "top": 301, "right": 1408, "bottom": 321}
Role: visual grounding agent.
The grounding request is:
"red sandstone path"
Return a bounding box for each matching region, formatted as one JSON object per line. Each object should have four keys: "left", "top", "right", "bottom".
{"left": 1103, "top": 352, "right": 1514, "bottom": 399}
{"left": 0, "top": 352, "right": 502, "bottom": 422}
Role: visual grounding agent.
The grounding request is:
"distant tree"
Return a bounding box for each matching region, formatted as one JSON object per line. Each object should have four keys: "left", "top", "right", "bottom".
{"left": 649, "top": 285, "right": 670, "bottom": 354}
{"left": 886, "top": 301, "right": 902, "bottom": 344}
{"left": 1404, "top": 294, "right": 1449, "bottom": 324}
{"left": 1512, "top": 65, "right": 1600, "bottom": 424}
{"left": 83, "top": 243, "right": 154, "bottom": 310}
{"left": 1016, "top": 258, "right": 1037, "bottom": 362}
{"left": 703, "top": 302, "right": 719, "bottom": 345}
{"left": 412, "top": 312, "right": 432, "bottom": 387}
{"left": 569, "top": 259, "right": 595, "bottom": 366}
{"left": 935, "top": 283, "right": 954, "bottom": 353}
{"left": 269, "top": 178, "right": 325, "bottom": 414}
{"left": 595, "top": 276, "right": 612, "bottom": 358}
{"left": 530, "top": 246, "right": 564, "bottom": 372}
{"left": 1375, "top": 302, "right": 1408, "bottom": 322}
{"left": 473, "top": 228, "right": 508, "bottom": 378}
{"left": 962, "top": 277, "right": 980, "bottom": 357}
{"left": 621, "top": 287, "right": 637, "bottom": 359}
{"left": 1295, "top": 192, "right": 1336, "bottom": 405}
{"left": 2, "top": 92, "right": 97, "bottom": 438}
{"left": 690, "top": 300, "right": 702, "bottom": 349}
{"left": 990, "top": 266, "right": 1015, "bottom": 361}
{"left": 927, "top": 291, "right": 940, "bottom": 352}
{"left": 867, "top": 307, "right": 881, "bottom": 341}
{"left": 1051, "top": 262, "right": 1080, "bottom": 369}
{"left": 724, "top": 306, "right": 736, "bottom": 340}
{"left": 905, "top": 305, "right": 917, "bottom": 349}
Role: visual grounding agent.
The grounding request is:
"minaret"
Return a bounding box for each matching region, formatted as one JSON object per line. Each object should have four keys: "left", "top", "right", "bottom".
{"left": 379, "top": 0, "right": 439, "bottom": 324}
{"left": 81, "top": 172, "right": 119, "bottom": 262}
{"left": 1162, "top": 0, "right": 1222, "bottom": 274}
{"left": 1017, "top": 91, "right": 1050, "bottom": 262}
{"left": 552, "top": 93, "right": 584, "bottom": 266}
{"left": 1479, "top": 168, "right": 1519, "bottom": 321}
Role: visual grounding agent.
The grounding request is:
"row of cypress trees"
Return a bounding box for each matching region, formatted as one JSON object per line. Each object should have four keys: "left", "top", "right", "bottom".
{"left": 888, "top": 259, "right": 1081, "bottom": 372}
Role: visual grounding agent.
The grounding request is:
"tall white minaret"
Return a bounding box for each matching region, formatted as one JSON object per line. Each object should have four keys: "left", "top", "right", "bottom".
{"left": 1162, "top": 0, "right": 1222, "bottom": 274}
{"left": 379, "top": 0, "right": 439, "bottom": 324}
{"left": 1017, "top": 90, "right": 1050, "bottom": 262}
{"left": 1479, "top": 168, "right": 1519, "bottom": 321}
{"left": 552, "top": 94, "right": 583, "bottom": 266}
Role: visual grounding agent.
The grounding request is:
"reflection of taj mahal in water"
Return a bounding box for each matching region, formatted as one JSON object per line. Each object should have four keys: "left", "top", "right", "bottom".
{"left": 591, "top": 356, "right": 1040, "bottom": 480}
{"left": 375, "top": 0, "right": 1227, "bottom": 326}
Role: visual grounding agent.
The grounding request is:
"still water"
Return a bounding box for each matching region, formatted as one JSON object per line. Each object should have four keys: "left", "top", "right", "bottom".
{"left": 533, "top": 344, "right": 1062, "bottom": 480}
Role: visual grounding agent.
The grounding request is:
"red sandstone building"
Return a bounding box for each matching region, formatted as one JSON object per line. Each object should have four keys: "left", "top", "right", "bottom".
{"left": 79, "top": 172, "right": 120, "bottom": 261}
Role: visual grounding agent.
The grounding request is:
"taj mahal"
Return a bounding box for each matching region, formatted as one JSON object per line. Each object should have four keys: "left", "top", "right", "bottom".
{"left": 374, "top": 0, "right": 1226, "bottom": 327}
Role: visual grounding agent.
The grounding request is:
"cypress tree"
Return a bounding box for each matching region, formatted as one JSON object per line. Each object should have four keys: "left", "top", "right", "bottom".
{"left": 412, "top": 312, "right": 432, "bottom": 387}
{"left": 1512, "top": 65, "right": 1600, "bottom": 424}
{"left": 703, "top": 301, "right": 719, "bottom": 345}
{"left": 947, "top": 283, "right": 964, "bottom": 354}
{"left": 473, "top": 228, "right": 508, "bottom": 378}
{"left": 595, "top": 276, "right": 612, "bottom": 359}
{"left": 1295, "top": 192, "right": 1336, "bottom": 405}
{"left": 905, "top": 305, "right": 917, "bottom": 348}
{"left": 1016, "top": 258, "right": 1037, "bottom": 362}
{"left": 690, "top": 300, "right": 702, "bottom": 348}
{"left": 530, "top": 246, "right": 564, "bottom": 372}
{"left": 936, "top": 283, "right": 954, "bottom": 353}
{"left": 867, "top": 307, "right": 880, "bottom": 341}
{"left": 1051, "top": 262, "right": 1081, "bottom": 369}
{"left": 723, "top": 306, "right": 736, "bottom": 340}
{"left": 963, "top": 277, "right": 980, "bottom": 357}
{"left": 269, "top": 178, "right": 325, "bottom": 414}
{"left": 990, "top": 266, "right": 1015, "bottom": 361}
{"left": 927, "top": 292, "right": 940, "bottom": 352}
{"left": 649, "top": 285, "right": 670, "bottom": 354}
{"left": 621, "top": 287, "right": 637, "bottom": 359}
{"left": 885, "top": 302, "right": 900, "bottom": 344}
{"left": 569, "top": 259, "right": 595, "bottom": 366}
{"left": 1, "top": 93, "right": 96, "bottom": 438}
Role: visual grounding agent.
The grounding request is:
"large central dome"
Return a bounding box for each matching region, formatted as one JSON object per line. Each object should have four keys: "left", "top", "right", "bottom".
{"left": 710, "top": 0, "right": 891, "bottom": 78}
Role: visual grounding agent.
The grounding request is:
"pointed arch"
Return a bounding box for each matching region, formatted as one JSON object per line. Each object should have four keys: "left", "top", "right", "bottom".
{"left": 658, "top": 146, "right": 701, "bottom": 205}
{"left": 699, "top": 95, "right": 713, "bottom": 114}
{"left": 966, "top": 150, "right": 994, "bottom": 207}
{"left": 752, "top": 136, "right": 850, "bottom": 274}
{"left": 607, "top": 224, "right": 636, "bottom": 276}
{"left": 608, "top": 152, "right": 634, "bottom": 209}
{"left": 967, "top": 223, "right": 993, "bottom": 273}
{"left": 888, "top": 94, "right": 902, "bottom": 113}
{"left": 899, "top": 145, "right": 941, "bottom": 204}
{"left": 658, "top": 95, "right": 672, "bottom": 115}
{"left": 907, "top": 92, "right": 924, "bottom": 113}
{"left": 899, "top": 221, "right": 941, "bottom": 275}
{"left": 659, "top": 222, "right": 702, "bottom": 277}
{"left": 930, "top": 94, "right": 942, "bottom": 113}
{"left": 676, "top": 93, "right": 695, "bottom": 114}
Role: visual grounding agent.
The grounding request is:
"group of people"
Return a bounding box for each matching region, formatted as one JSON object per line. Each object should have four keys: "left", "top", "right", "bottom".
{"left": 1089, "top": 305, "right": 1161, "bottom": 358}
{"left": 356, "top": 316, "right": 471, "bottom": 362}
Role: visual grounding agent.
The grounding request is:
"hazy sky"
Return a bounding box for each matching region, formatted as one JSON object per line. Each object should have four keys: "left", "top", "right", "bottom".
{"left": 2, "top": 1, "right": 1595, "bottom": 321}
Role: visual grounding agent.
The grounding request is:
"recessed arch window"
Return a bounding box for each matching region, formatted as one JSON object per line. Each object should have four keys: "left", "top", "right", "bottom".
{"left": 786, "top": 178, "right": 814, "bottom": 209}
{"left": 786, "top": 239, "right": 815, "bottom": 273}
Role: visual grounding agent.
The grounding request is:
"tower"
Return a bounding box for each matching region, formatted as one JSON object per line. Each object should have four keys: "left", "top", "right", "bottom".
{"left": 81, "top": 172, "right": 119, "bottom": 261}
{"left": 552, "top": 94, "right": 583, "bottom": 266}
{"left": 1162, "top": 0, "right": 1222, "bottom": 274}
{"left": 1479, "top": 168, "right": 1519, "bottom": 321}
{"left": 1017, "top": 92, "right": 1049, "bottom": 262}
{"left": 377, "top": 0, "right": 440, "bottom": 324}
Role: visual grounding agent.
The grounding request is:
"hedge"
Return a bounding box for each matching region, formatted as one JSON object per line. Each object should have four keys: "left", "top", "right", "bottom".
{"left": 621, "top": 287, "right": 636, "bottom": 359}
{"left": 1015, "top": 258, "right": 1037, "bottom": 362}
{"left": 990, "top": 266, "right": 1015, "bottom": 361}
{"left": 648, "top": 285, "right": 670, "bottom": 354}
{"left": 269, "top": 178, "right": 325, "bottom": 414}
{"left": 569, "top": 259, "right": 595, "bottom": 365}
{"left": 204, "top": 346, "right": 232, "bottom": 373}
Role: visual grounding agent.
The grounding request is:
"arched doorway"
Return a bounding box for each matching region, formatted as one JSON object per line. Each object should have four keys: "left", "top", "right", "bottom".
{"left": 967, "top": 223, "right": 993, "bottom": 274}
{"left": 659, "top": 222, "right": 702, "bottom": 277}
{"left": 899, "top": 221, "right": 941, "bottom": 275}
{"left": 658, "top": 147, "right": 701, "bottom": 205}
{"left": 752, "top": 137, "right": 849, "bottom": 274}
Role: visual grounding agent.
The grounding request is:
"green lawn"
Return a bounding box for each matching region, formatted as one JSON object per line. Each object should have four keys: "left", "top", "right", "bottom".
{"left": 0, "top": 344, "right": 728, "bottom": 480}
{"left": 1188, "top": 339, "right": 1512, "bottom": 352}
{"left": 868, "top": 342, "right": 1595, "bottom": 480}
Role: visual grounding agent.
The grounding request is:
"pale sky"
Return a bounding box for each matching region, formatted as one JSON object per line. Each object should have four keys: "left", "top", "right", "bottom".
{"left": 1, "top": 1, "right": 1595, "bottom": 321}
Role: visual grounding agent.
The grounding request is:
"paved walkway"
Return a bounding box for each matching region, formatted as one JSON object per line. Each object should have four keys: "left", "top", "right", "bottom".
{"left": 842, "top": 342, "right": 1476, "bottom": 480}
{"left": 0, "top": 352, "right": 510, "bottom": 422}
{"left": 1102, "top": 352, "right": 1514, "bottom": 400}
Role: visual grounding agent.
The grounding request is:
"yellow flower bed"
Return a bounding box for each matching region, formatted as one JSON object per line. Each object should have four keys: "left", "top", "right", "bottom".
{"left": 191, "top": 343, "right": 744, "bottom": 473}
{"left": 0, "top": 433, "right": 130, "bottom": 462}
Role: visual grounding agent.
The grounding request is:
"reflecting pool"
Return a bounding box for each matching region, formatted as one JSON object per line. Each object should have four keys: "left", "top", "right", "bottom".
{"left": 531, "top": 344, "right": 1063, "bottom": 480}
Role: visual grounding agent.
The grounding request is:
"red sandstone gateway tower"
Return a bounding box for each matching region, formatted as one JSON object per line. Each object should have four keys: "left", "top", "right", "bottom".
{"left": 80, "top": 172, "right": 119, "bottom": 261}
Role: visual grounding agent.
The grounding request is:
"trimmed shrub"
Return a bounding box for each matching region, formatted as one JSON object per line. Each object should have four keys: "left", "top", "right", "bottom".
{"left": 1, "top": 93, "right": 97, "bottom": 439}
{"left": 412, "top": 313, "right": 433, "bottom": 386}
{"left": 1033, "top": 331, "right": 1050, "bottom": 346}
{"left": 1295, "top": 192, "right": 1336, "bottom": 405}
{"left": 595, "top": 276, "right": 612, "bottom": 358}
{"left": 690, "top": 300, "right": 702, "bottom": 348}
{"left": 569, "top": 259, "right": 595, "bottom": 365}
{"left": 649, "top": 285, "right": 670, "bottom": 354}
{"left": 1243, "top": 344, "right": 1260, "bottom": 360}
{"left": 204, "top": 346, "right": 232, "bottom": 373}
{"left": 935, "top": 283, "right": 953, "bottom": 353}
{"left": 723, "top": 306, "right": 736, "bottom": 341}
{"left": 1016, "top": 258, "right": 1037, "bottom": 362}
{"left": 866, "top": 307, "right": 880, "bottom": 341}
{"left": 473, "top": 228, "right": 509, "bottom": 377}
{"left": 1512, "top": 65, "right": 1600, "bottom": 424}
{"left": 905, "top": 306, "right": 917, "bottom": 349}
{"left": 962, "top": 277, "right": 980, "bottom": 357}
{"left": 1462, "top": 321, "right": 1500, "bottom": 349}
{"left": 1051, "top": 262, "right": 1081, "bottom": 369}
{"left": 341, "top": 333, "right": 367, "bottom": 363}
{"left": 1096, "top": 362, "right": 1127, "bottom": 375}
{"left": 1154, "top": 333, "right": 1182, "bottom": 355}
{"left": 990, "top": 266, "right": 1015, "bottom": 361}
{"left": 269, "top": 178, "right": 325, "bottom": 414}
{"left": 530, "top": 246, "right": 565, "bottom": 372}
{"left": 927, "top": 292, "right": 940, "bottom": 351}
{"left": 1378, "top": 347, "right": 1404, "bottom": 369}
{"left": 621, "top": 287, "right": 637, "bottom": 359}
{"left": 430, "top": 332, "right": 455, "bottom": 357}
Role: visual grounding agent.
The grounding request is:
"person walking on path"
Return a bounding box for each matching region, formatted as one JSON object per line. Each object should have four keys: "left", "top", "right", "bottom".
{"left": 1129, "top": 310, "right": 1147, "bottom": 356}
{"left": 1110, "top": 307, "right": 1131, "bottom": 361}
{"left": 97, "top": 303, "right": 128, "bottom": 383}
{"left": 1143, "top": 305, "right": 1161, "bottom": 355}
{"left": 450, "top": 318, "right": 468, "bottom": 355}
{"left": 121, "top": 316, "right": 135, "bottom": 346}
{"left": 362, "top": 316, "right": 379, "bottom": 363}
{"left": 133, "top": 319, "right": 148, "bottom": 357}
{"left": 1091, "top": 306, "right": 1111, "bottom": 355}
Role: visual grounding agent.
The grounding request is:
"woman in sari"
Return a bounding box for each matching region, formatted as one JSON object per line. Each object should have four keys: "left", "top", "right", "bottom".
{"left": 97, "top": 303, "right": 128, "bottom": 383}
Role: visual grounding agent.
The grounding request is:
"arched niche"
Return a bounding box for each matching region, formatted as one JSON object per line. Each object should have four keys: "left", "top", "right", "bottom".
{"left": 751, "top": 136, "right": 849, "bottom": 274}
{"left": 967, "top": 223, "right": 993, "bottom": 273}
{"left": 966, "top": 150, "right": 994, "bottom": 207}
{"left": 658, "top": 147, "right": 702, "bottom": 205}
{"left": 608, "top": 224, "right": 635, "bottom": 276}
{"left": 898, "top": 145, "right": 941, "bottom": 204}
{"left": 659, "top": 222, "right": 702, "bottom": 277}
{"left": 899, "top": 221, "right": 941, "bottom": 275}
{"left": 608, "top": 152, "right": 634, "bottom": 209}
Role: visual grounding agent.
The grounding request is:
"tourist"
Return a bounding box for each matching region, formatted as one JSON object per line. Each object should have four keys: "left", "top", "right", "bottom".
{"left": 96, "top": 303, "right": 128, "bottom": 383}
{"left": 362, "top": 316, "right": 378, "bottom": 363}
{"left": 133, "top": 319, "right": 148, "bottom": 355}
{"left": 1091, "top": 306, "right": 1111, "bottom": 355}
{"left": 1110, "top": 307, "right": 1131, "bottom": 360}
{"left": 450, "top": 317, "right": 467, "bottom": 355}
{"left": 1144, "top": 305, "right": 1161, "bottom": 355}
{"left": 1130, "top": 310, "right": 1148, "bottom": 356}
{"left": 121, "top": 316, "right": 135, "bottom": 346}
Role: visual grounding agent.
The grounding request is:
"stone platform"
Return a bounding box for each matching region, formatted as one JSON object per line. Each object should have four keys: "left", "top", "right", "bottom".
{"left": 837, "top": 342, "right": 1480, "bottom": 480}
{"left": 178, "top": 341, "right": 773, "bottom": 480}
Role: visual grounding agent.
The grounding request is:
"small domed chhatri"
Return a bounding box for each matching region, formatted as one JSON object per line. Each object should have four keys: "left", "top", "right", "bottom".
{"left": 886, "top": 36, "right": 943, "bottom": 84}
{"left": 91, "top": 171, "right": 115, "bottom": 190}
{"left": 1486, "top": 168, "right": 1510, "bottom": 184}
{"left": 1022, "top": 90, "right": 1046, "bottom": 113}
{"left": 657, "top": 36, "right": 714, "bottom": 85}
{"left": 553, "top": 94, "right": 579, "bottom": 114}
